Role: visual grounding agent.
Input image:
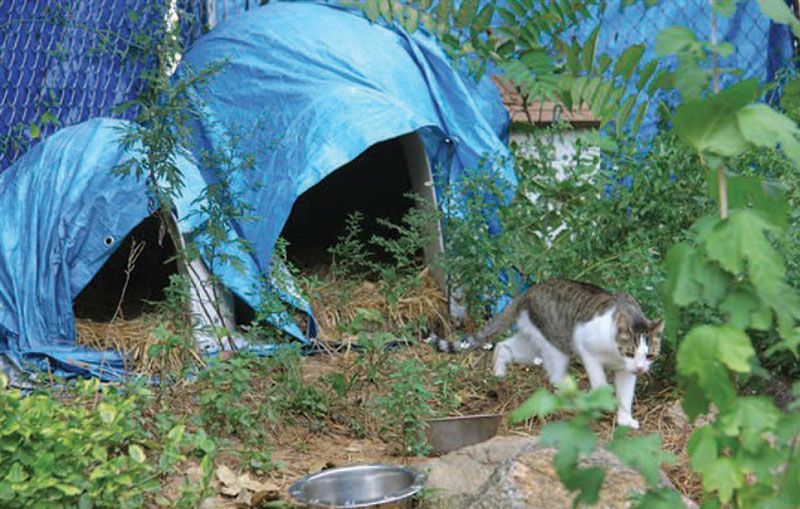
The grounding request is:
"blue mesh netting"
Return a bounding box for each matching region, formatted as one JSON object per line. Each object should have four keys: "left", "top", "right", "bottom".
{"left": 572, "top": 0, "right": 796, "bottom": 140}
{"left": 0, "top": 0, "right": 206, "bottom": 172}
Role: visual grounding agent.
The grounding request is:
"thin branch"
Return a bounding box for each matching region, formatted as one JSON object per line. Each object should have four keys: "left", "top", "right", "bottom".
{"left": 111, "top": 238, "right": 147, "bottom": 323}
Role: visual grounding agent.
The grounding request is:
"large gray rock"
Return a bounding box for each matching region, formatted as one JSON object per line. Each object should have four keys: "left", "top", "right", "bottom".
{"left": 422, "top": 435, "right": 694, "bottom": 509}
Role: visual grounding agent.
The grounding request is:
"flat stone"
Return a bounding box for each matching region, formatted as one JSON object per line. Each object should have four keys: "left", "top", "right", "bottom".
{"left": 422, "top": 435, "right": 530, "bottom": 507}
{"left": 422, "top": 435, "right": 696, "bottom": 509}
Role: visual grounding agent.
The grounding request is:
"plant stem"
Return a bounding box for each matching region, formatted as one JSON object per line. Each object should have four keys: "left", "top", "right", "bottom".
{"left": 717, "top": 165, "right": 728, "bottom": 219}
{"left": 709, "top": 0, "right": 728, "bottom": 219}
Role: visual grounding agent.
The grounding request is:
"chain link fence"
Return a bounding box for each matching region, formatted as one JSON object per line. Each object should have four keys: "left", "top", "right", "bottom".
{"left": 0, "top": 0, "right": 206, "bottom": 172}
{"left": 1, "top": 0, "right": 795, "bottom": 172}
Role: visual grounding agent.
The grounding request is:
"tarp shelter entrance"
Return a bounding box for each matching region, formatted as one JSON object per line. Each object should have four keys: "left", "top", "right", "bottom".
{"left": 72, "top": 214, "right": 179, "bottom": 323}
{"left": 0, "top": 2, "right": 514, "bottom": 380}
{"left": 281, "top": 133, "right": 445, "bottom": 285}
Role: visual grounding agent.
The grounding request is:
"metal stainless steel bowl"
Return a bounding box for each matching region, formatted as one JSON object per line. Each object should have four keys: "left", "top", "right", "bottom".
{"left": 288, "top": 463, "right": 427, "bottom": 508}
{"left": 423, "top": 413, "right": 503, "bottom": 455}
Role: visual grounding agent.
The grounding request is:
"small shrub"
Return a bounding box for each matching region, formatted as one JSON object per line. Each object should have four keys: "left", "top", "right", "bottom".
{"left": 372, "top": 357, "right": 435, "bottom": 456}
{"left": 0, "top": 376, "right": 214, "bottom": 508}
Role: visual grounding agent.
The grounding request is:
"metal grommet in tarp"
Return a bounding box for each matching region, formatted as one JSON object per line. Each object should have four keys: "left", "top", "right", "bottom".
{"left": 103, "top": 235, "right": 114, "bottom": 247}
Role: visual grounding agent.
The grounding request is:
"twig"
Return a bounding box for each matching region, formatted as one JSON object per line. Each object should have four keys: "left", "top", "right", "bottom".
{"left": 111, "top": 238, "right": 146, "bottom": 323}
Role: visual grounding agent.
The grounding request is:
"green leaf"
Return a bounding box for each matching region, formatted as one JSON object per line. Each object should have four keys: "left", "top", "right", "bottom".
{"left": 715, "top": 42, "right": 734, "bottom": 58}
{"left": 613, "top": 44, "right": 645, "bottom": 81}
{"left": 704, "top": 458, "right": 743, "bottom": 504}
{"left": 705, "top": 210, "right": 785, "bottom": 303}
{"left": 574, "top": 385, "right": 616, "bottom": 413}
{"left": 631, "top": 99, "right": 649, "bottom": 135}
{"left": 608, "top": 429, "right": 676, "bottom": 487}
{"left": 718, "top": 397, "right": 781, "bottom": 450}
{"left": 693, "top": 260, "right": 730, "bottom": 304}
{"left": 655, "top": 26, "right": 696, "bottom": 56}
{"left": 719, "top": 289, "right": 763, "bottom": 329}
{"left": 379, "top": 0, "right": 392, "bottom": 21}
{"left": 648, "top": 70, "right": 675, "bottom": 94}
{"left": 597, "top": 53, "right": 612, "bottom": 74}
{"left": 637, "top": 59, "right": 659, "bottom": 90}
{"left": 29, "top": 122, "right": 40, "bottom": 140}
{"left": 456, "top": 0, "right": 478, "bottom": 28}
{"left": 664, "top": 243, "right": 701, "bottom": 307}
{"left": 714, "top": 325, "right": 755, "bottom": 373}
{"left": 616, "top": 94, "right": 638, "bottom": 137}
{"left": 673, "top": 80, "right": 758, "bottom": 158}
{"left": 708, "top": 174, "right": 789, "bottom": 229}
{"left": 736, "top": 103, "right": 800, "bottom": 167}
{"left": 677, "top": 325, "right": 739, "bottom": 409}
{"left": 128, "top": 444, "right": 146, "bottom": 464}
{"left": 759, "top": 0, "right": 800, "bottom": 38}
{"left": 78, "top": 492, "right": 94, "bottom": 509}
{"left": 631, "top": 489, "right": 688, "bottom": 509}
{"left": 403, "top": 6, "right": 419, "bottom": 32}
{"left": 682, "top": 377, "right": 711, "bottom": 421}
{"left": 3, "top": 462, "right": 28, "bottom": 483}
{"left": 582, "top": 26, "right": 600, "bottom": 71}
{"left": 780, "top": 78, "right": 800, "bottom": 115}
{"left": 674, "top": 61, "right": 708, "bottom": 101}
{"left": 365, "top": 0, "right": 380, "bottom": 21}
{"left": 541, "top": 418, "right": 604, "bottom": 505}
{"left": 568, "top": 467, "right": 605, "bottom": 506}
{"left": 713, "top": 0, "right": 737, "bottom": 16}
{"left": 688, "top": 426, "right": 718, "bottom": 473}
{"left": 98, "top": 403, "right": 117, "bottom": 425}
{"left": 509, "top": 390, "right": 560, "bottom": 423}
{"left": 540, "top": 419, "right": 597, "bottom": 459}
{"left": 475, "top": 4, "right": 494, "bottom": 30}
{"left": 56, "top": 484, "right": 82, "bottom": 496}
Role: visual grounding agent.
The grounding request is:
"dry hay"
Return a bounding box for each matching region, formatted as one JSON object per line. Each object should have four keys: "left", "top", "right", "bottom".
{"left": 308, "top": 267, "right": 452, "bottom": 341}
{"left": 76, "top": 315, "right": 203, "bottom": 374}
{"left": 637, "top": 391, "right": 703, "bottom": 502}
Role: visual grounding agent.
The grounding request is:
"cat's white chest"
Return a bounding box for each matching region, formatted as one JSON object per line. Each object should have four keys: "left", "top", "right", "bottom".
{"left": 573, "top": 308, "right": 624, "bottom": 368}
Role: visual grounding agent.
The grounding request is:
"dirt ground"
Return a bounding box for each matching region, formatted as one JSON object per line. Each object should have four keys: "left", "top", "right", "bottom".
{"left": 179, "top": 345, "right": 701, "bottom": 506}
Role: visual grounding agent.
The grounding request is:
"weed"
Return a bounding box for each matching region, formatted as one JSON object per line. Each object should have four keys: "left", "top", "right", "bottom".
{"left": 372, "top": 357, "right": 435, "bottom": 456}
{"left": 195, "top": 353, "right": 268, "bottom": 439}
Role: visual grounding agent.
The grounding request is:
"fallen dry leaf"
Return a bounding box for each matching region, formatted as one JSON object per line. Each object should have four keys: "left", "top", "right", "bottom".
{"left": 216, "top": 465, "right": 238, "bottom": 487}
{"left": 238, "top": 473, "right": 280, "bottom": 493}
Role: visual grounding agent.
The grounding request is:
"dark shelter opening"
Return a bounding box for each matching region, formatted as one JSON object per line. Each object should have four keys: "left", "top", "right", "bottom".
{"left": 72, "top": 214, "right": 178, "bottom": 321}
{"left": 280, "top": 136, "right": 418, "bottom": 273}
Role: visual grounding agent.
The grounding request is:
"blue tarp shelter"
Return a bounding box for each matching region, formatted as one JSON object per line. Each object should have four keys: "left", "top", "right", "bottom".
{"left": 0, "top": 3, "right": 513, "bottom": 380}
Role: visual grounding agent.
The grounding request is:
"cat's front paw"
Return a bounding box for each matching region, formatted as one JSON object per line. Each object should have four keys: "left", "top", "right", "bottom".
{"left": 617, "top": 414, "right": 640, "bottom": 430}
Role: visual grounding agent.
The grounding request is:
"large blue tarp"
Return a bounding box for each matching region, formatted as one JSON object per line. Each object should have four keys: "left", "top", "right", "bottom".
{"left": 0, "top": 3, "right": 513, "bottom": 379}
{"left": 177, "top": 2, "right": 514, "bottom": 274}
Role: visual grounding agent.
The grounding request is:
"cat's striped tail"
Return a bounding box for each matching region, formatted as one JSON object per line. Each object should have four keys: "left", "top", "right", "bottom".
{"left": 426, "top": 334, "right": 481, "bottom": 353}
{"left": 429, "top": 291, "right": 528, "bottom": 353}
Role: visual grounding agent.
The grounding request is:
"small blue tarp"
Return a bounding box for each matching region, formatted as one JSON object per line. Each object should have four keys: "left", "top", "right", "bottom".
{"left": 0, "top": 3, "right": 513, "bottom": 380}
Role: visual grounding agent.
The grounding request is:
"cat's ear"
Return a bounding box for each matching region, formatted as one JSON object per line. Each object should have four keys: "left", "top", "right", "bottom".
{"left": 650, "top": 319, "right": 665, "bottom": 336}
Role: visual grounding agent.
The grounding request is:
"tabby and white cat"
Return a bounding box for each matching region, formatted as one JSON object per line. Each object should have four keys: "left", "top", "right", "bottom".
{"left": 435, "top": 279, "right": 663, "bottom": 429}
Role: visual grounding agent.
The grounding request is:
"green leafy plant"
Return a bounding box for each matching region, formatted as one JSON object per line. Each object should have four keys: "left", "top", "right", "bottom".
{"left": 195, "top": 353, "right": 269, "bottom": 439}
{"left": 0, "top": 376, "right": 214, "bottom": 508}
{"left": 373, "top": 357, "right": 435, "bottom": 456}
{"left": 510, "top": 378, "right": 681, "bottom": 506}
